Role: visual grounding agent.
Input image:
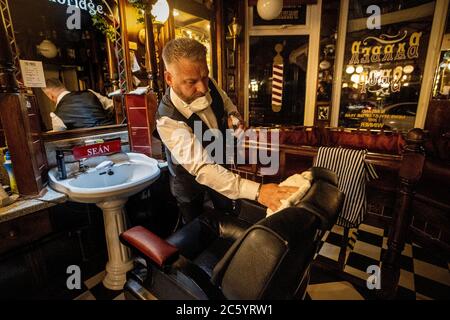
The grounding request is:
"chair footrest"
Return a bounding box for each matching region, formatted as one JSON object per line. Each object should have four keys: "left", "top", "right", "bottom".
{"left": 121, "top": 226, "right": 179, "bottom": 268}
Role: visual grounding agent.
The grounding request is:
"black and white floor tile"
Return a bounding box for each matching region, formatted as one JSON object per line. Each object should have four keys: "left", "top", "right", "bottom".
{"left": 309, "top": 223, "right": 450, "bottom": 300}
{"left": 74, "top": 221, "right": 450, "bottom": 300}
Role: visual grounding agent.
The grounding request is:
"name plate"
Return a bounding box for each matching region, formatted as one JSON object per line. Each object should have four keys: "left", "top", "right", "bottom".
{"left": 73, "top": 139, "right": 121, "bottom": 160}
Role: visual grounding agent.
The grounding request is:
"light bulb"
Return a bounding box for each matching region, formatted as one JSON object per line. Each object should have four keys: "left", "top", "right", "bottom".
{"left": 351, "top": 74, "right": 360, "bottom": 83}
{"left": 152, "top": 0, "right": 170, "bottom": 25}
{"left": 403, "top": 65, "right": 414, "bottom": 74}
{"left": 256, "top": 0, "right": 283, "bottom": 21}
{"left": 346, "top": 66, "right": 355, "bottom": 74}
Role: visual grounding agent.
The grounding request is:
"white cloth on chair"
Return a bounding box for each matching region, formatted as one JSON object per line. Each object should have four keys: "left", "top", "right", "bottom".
{"left": 314, "top": 147, "right": 377, "bottom": 228}
{"left": 266, "top": 171, "right": 313, "bottom": 216}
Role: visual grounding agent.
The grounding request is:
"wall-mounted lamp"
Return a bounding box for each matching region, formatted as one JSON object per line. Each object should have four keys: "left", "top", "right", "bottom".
{"left": 227, "top": 17, "right": 242, "bottom": 52}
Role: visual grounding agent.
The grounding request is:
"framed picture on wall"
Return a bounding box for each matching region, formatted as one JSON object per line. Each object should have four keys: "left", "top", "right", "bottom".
{"left": 227, "top": 74, "right": 235, "bottom": 92}
{"left": 227, "top": 49, "right": 235, "bottom": 69}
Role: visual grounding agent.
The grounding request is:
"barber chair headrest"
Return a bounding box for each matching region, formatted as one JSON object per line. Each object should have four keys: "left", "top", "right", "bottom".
{"left": 211, "top": 207, "right": 319, "bottom": 299}
{"left": 297, "top": 167, "right": 344, "bottom": 230}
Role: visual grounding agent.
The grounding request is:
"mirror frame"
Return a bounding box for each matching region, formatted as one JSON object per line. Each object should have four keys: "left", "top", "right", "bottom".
{"left": 41, "top": 124, "right": 128, "bottom": 142}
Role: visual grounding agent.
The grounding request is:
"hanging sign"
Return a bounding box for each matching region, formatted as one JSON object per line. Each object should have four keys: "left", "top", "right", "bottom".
{"left": 271, "top": 43, "right": 284, "bottom": 112}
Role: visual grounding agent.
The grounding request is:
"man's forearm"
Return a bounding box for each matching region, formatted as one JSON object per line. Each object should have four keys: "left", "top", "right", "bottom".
{"left": 193, "top": 162, "right": 260, "bottom": 200}
{"left": 157, "top": 117, "right": 260, "bottom": 200}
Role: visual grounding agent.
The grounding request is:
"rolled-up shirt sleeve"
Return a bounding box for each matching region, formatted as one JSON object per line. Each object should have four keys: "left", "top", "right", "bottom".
{"left": 156, "top": 116, "right": 260, "bottom": 200}
{"left": 210, "top": 78, "right": 238, "bottom": 116}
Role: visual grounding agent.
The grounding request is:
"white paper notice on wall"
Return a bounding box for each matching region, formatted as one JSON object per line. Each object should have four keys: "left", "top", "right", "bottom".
{"left": 19, "top": 60, "right": 46, "bottom": 88}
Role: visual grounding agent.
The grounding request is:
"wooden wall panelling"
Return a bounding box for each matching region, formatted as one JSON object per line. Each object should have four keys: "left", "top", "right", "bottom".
{"left": 125, "top": 92, "right": 158, "bottom": 157}
{"left": 26, "top": 94, "right": 48, "bottom": 183}
{"left": 0, "top": 1, "right": 46, "bottom": 195}
{"left": 0, "top": 119, "right": 5, "bottom": 147}
{"left": 0, "top": 93, "right": 46, "bottom": 195}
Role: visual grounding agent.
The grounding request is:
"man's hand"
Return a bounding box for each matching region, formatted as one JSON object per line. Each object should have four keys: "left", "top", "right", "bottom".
{"left": 257, "top": 183, "right": 299, "bottom": 212}
{"left": 227, "top": 112, "right": 246, "bottom": 131}
{"left": 227, "top": 112, "right": 246, "bottom": 142}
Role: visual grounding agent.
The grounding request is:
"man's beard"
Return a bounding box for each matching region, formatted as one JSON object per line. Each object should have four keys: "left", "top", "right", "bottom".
{"left": 173, "top": 87, "right": 205, "bottom": 104}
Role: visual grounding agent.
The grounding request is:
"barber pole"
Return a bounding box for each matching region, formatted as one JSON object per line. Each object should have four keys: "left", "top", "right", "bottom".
{"left": 272, "top": 44, "right": 284, "bottom": 112}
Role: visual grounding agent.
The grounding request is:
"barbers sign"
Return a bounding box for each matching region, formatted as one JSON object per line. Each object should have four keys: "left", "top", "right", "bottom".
{"left": 346, "top": 30, "right": 422, "bottom": 96}
{"left": 48, "top": 0, "right": 104, "bottom": 16}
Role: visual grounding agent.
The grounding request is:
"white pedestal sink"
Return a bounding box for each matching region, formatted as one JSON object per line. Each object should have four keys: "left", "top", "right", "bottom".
{"left": 48, "top": 152, "right": 161, "bottom": 290}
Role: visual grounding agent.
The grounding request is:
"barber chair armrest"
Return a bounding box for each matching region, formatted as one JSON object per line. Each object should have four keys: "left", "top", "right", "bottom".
{"left": 120, "top": 226, "right": 179, "bottom": 268}
{"left": 236, "top": 199, "right": 267, "bottom": 224}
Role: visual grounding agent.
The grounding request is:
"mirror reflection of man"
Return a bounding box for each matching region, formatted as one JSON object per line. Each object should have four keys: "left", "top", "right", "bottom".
{"left": 156, "top": 38, "right": 298, "bottom": 224}
{"left": 42, "top": 78, "right": 114, "bottom": 130}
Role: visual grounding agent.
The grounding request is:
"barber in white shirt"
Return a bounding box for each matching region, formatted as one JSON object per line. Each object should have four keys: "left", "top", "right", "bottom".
{"left": 156, "top": 38, "right": 297, "bottom": 224}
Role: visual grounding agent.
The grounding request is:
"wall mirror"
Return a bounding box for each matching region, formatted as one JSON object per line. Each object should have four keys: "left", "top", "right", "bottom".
{"left": 7, "top": 0, "right": 125, "bottom": 137}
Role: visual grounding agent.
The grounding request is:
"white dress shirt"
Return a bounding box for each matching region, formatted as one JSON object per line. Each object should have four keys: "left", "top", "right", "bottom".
{"left": 156, "top": 78, "right": 260, "bottom": 201}
{"left": 56, "top": 90, "right": 71, "bottom": 107}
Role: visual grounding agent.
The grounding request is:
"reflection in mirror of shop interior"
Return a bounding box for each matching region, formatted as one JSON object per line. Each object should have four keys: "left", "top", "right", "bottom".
{"left": 6, "top": 0, "right": 127, "bottom": 132}
{"left": 174, "top": 9, "right": 212, "bottom": 74}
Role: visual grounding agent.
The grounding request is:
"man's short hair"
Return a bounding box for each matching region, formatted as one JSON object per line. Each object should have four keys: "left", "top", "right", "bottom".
{"left": 45, "top": 78, "right": 65, "bottom": 90}
{"left": 162, "top": 38, "right": 207, "bottom": 68}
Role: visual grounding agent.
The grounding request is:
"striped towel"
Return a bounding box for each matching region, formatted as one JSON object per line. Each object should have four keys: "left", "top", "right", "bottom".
{"left": 314, "top": 147, "right": 378, "bottom": 228}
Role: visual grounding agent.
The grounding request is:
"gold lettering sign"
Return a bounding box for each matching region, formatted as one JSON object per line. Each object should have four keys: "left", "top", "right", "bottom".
{"left": 346, "top": 30, "right": 422, "bottom": 96}
{"left": 348, "top": 31, "right": 421, "bottom": 65}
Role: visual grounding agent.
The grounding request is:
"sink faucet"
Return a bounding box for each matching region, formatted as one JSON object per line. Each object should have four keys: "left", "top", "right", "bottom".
{"left": 55, "top": 149, "right": 70, "bottom": 180}
{"left": 55, "top": 150, "right": 88, "bottom": 180}
{"left": 95, "top": 160, "right": 114, "bottom": 172}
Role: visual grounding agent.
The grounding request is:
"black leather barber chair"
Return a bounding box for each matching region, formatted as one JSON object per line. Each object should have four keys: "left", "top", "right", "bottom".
{"left": 120, "top": 167, "right": 344, "bottom": 300}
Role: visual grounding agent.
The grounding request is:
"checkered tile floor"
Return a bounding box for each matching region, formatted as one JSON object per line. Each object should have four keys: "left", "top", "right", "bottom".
{"left": 73, "top": 221, "right": 450, "bottom": 300}
{"left": 309, "top": 223, "right": 450, "bottom": 300}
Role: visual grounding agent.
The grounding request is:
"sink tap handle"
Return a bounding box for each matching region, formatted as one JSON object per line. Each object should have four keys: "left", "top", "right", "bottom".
{"left": 95, "top": 160, "right": 114, "bottom": 171}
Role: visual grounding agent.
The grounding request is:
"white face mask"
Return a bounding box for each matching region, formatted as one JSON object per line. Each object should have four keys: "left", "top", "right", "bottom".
{"left": 187, "top": 94, "right": 212, "bottom": 113}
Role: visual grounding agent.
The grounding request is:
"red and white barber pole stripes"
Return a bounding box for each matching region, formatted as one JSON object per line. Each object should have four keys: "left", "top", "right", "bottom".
{"left": 272, "top": 63, "right": 283, "bottom": 112}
